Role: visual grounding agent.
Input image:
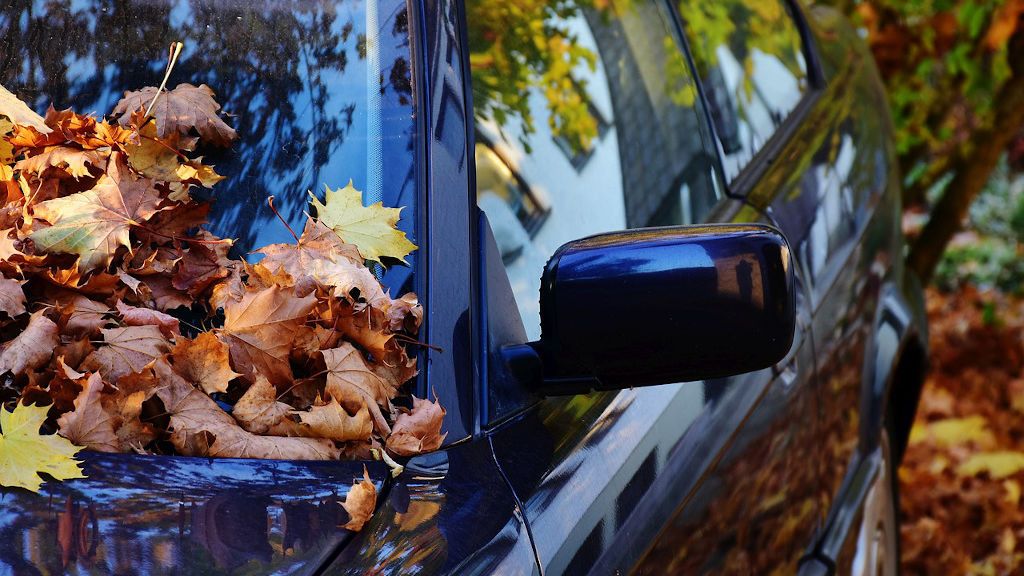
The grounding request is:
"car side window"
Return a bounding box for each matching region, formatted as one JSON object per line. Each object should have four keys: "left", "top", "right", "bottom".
{"left": 469, "top": 0, "right": 721, "bottom": 339}
{"left": 677, "top": 0, "right": 809, "bottom": 182}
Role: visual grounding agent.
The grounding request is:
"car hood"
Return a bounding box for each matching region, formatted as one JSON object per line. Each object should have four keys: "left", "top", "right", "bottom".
{"left": 0, "top": 452, "right": 388, "bottom": 575}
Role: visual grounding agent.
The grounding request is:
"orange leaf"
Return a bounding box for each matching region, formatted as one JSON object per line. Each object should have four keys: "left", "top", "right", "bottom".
{"left": 385, "top": 394, "right": 447, "bottom": 457}
{"left": 219, "top": 285, "right": 316, "bottom": 387}
{"left": 341, "top": 466, "right": 378, "bottom": 531}
{"left": 170, "top": 332, "right": 240, "bottom": 395}
{"left": 0, "top": 312, "right": 58, "bottom": 376}
{"left": 56, "top": 372, "right": 118, "bottom": 453}
{"left": 82, "top": 325, "right": 171, "bottom": 384}
{"left": 115, "top": 300, "right": 180, "bottom": 337}
{"left": 0, "top": 277, "right": 26, "bottom": 318}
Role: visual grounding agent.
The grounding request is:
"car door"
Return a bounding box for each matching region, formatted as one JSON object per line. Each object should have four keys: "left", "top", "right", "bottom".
{"left": 678, "top": 0, "right": 918, "bottom": 571}
{"left": 715, "top": 3, "right": 912, "bottom": 569}
{"left": 466, "top": 0, "right": 825, "bottom": 573}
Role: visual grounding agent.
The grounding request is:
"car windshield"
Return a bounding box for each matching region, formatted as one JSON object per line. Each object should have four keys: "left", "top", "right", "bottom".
{"left": 0, "top": 0, "right": 418, "bottom": 294}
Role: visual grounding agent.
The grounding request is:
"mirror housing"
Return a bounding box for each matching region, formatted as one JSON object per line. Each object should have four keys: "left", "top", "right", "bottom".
{"left": 530, "top": 224, "right": 795, "bottom": 395}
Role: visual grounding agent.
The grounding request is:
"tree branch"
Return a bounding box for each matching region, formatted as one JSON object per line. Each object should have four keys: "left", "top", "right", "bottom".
{"left": 907, "top": 24, "right": 1024, "bottom": 283}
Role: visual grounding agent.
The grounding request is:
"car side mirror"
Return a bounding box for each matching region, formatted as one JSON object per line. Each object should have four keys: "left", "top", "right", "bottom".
{"left": 517, "top": 224, "right": 795, "bottom": 395}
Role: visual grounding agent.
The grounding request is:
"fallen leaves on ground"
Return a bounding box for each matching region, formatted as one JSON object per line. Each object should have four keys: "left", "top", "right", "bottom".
{"left": 0, "top": 79, "right": 439, "bottom": 517}
{"left": 900, "top": 286, "right": 1024, "bottom": 573}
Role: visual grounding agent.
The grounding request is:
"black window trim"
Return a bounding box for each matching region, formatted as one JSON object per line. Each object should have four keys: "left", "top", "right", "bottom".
{"left": 665, "top": 0, "right": 827, "bottom": 200}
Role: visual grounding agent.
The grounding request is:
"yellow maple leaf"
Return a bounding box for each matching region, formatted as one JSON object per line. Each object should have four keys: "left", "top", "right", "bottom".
{"left": 0, "top": 402, "right": 86, "bottom": 493}
{"left": 309, "top": 180, "right": 417, "bottom": 265}
{"left": 126, "top": 123, "right": 224, "bottom": 187}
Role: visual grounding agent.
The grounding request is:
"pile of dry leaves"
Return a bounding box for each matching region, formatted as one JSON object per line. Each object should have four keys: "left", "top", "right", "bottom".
{"left": 0, "top": 81, "right": 442, "bottom": 524}
{"left": 901, "top": 286, "right": 1024, "bottom": 573}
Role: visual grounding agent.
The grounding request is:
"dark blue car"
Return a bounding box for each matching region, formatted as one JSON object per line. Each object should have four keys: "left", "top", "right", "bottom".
{"left": 0, "top": 0, "right": 926, "bottom": 573}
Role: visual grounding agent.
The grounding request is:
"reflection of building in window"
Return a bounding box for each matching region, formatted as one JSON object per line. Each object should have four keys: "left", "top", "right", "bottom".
{"left": 472, "top": 1, "right": 719, "bottom": 339}
{"left": 585, "top": 3, "right": 718, "bottom": 229}
{"left": 551, "top": 94, "right": 611, "bottom": 171}
{"left": 475, "top": 139, "right": 551, "bottom": 237}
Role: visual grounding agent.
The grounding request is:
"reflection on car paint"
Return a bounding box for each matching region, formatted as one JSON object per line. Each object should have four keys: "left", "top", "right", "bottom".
{"left": 0, "top": 454, "right": 384, "bottom": 574}
{"left": 318, "top": 438, "right": 539, "bottom": 574}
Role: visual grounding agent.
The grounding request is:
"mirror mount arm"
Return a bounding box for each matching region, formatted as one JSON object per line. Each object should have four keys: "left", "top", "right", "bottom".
{"left": 499, "top": 343, "right": 603, "bottom": 397}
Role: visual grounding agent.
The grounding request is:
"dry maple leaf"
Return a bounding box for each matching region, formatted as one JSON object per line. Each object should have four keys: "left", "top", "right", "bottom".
{"left": 371, "top": 352, "right": 419, "bottom": 395}
{"left": 334, "top": 301, "right": 396, "bottom": 360}
{"left": 56, "top": 372, "right": 118, "bottom": 453}
{"left": 29, "top": 154, "right": 163, "bottom": 272}
{"left": 219, "top": 285, "right": 317, "bottom": 387}
{"left": 386, "top": 394, "right": 447, "bottom": 457}
{"left": 341, "top": 466, "right": 378, "bottom": 531}
{"left": 296, "top": 398, "right": 372, "bottom": 442}
{"left": 323, "top": 343, "right": 395, "bottom": 434}
{"left": 82, "top": 325, "right": 172, "bottom": 384}
{"left": 256, "top": 218, "right": 386, "bottom": 304}
{"left": 34, "top": 107, "right": 131, "bottom": 149}
{"left": 208, "top": 263, "right": 246, "bottom": 310}
{"left": 115, "top": 300, "right": 180, "bottom": 337}
{"left": 141, "top": 201, "right": 210, "bottom": 242}
{"left": 151, "top": 360, "right": 339, "bottom": 460}
{"left": 232, "top": 375, "right": 298, "bottom": 436}
{"left": 173, "top": 243, "right": 231, "bottom": 296}
{"left": 0, "top": 83, "right": 51, "bottom": 134}
{"left": 16, "top": 146, "right": 107, "bottom": 179}
{"left": 0, "top": 402, "right": 85, "bottom": 493}
{"left": 0, "top": 277, "right": 26, "bottom": 318}
{"left": 309, "top": 180, "right": 417, "bottom": 265}
{"left": 83, "top": 364, "right": 158, "bottom": 452}
{"left": 125, "top": 122, "right": 224, "bottom": 186}
{"left": 43, "top": 270, "right": 122, "bottom": 299}
{"left": 387, "top": 293, "right": 423, "bottom": 334}
{"left": 0, "top": 312, "right": 59, "bottom": 376}
{"left": 141, "top": 276, "right": 193, "bottom": 311}
{"left": 58, "top": 294, "right": 111, "bottom": 337}
{"left": 113, "top": 83, "right": 238, "bottom": 147}
{"left": 107, "top": 388, "right": 154, "bottom": 451}
{"left": 170, "top": 332, "right": 240, "bottom": 395}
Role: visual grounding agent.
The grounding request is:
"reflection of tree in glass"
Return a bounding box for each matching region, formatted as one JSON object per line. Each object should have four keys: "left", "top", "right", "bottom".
{"left": 677, "top": 0, "right": 807, "bottom": 99}
{"left": 467, "top": 0, "right": 602, "bottom": 153}
{"left": 0, "top": 0, "right": 415, "bottom": 253}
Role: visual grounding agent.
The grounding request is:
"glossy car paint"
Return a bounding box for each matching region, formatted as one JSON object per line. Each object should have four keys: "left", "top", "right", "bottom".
{"left": 484, "top": 2, "right": 925, "bottom": 576}
{"left": 487, "top": 201, "right": 824, "bottom": 574}
{"left": 0, "top": 454, "right": 388, "bottom": 574}
{"left": 0, "top": 0, "right": 925, "bottom": 574}
{"left": 535, "top": 224, "right": 795, "bottom": 391}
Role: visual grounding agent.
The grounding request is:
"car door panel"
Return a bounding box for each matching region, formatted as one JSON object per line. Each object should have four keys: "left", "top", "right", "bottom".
{"left": 744, "top": 5, "right": 906, "bottom": 548}
{"left": 317, "top": 442, "right": 539, "bottom": 575}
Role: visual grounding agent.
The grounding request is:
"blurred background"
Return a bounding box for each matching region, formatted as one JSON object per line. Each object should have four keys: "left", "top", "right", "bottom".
{"left": 822, "top": 0, "right": 1024, "bottom": 572}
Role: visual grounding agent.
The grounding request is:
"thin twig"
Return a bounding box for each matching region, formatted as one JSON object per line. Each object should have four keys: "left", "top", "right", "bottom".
{"left": 392, "top": 333, "right": 442, "bottom": 352}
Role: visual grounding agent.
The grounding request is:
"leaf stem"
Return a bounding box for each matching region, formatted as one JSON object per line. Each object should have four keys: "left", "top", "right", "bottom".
{"left": 133, "top": 222, "right": 231, "bottom": 247}
{"left": 144, "top": 42, "right": 184, "bottom": 120}
{"left": 267, "top": 196, "right": 300, "bottom": 243}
